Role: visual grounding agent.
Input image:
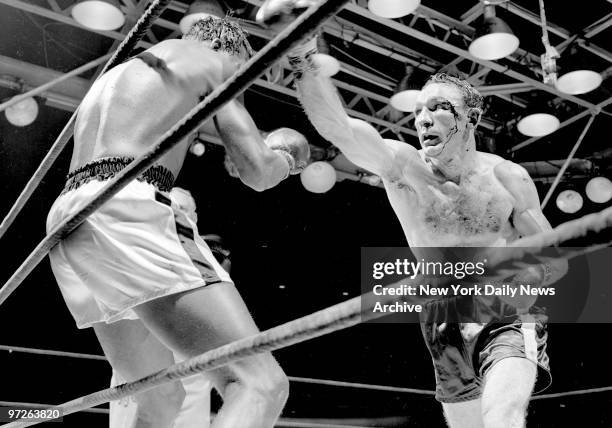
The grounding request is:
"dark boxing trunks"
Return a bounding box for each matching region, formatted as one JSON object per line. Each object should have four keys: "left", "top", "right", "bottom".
{"left": 420, "top": 295, "right": 551, "bottom": 403}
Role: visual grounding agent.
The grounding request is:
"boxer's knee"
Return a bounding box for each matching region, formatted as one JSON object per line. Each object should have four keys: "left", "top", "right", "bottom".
{"left": 223, "top": 353, "right": 289, "bottom": 411}
{"left": 248, "top": 356, "right": 289, "bottom": 409}
{"left": 134, "top": 380, "right": 185, "bottom": 426}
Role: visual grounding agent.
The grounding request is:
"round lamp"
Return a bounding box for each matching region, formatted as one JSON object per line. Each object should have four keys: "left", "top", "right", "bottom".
{"left": 190, "top": 141, "right": 206, "bottom": 157}
{"left": 556, "top": 70, "right": 602, "bottom": 95}
{"left": 556, "top": 189, "right": 583, "bottom": 213}
{"left": 517, "top": 113, "right": 560, "bottom": 137}
{"left": 312, "top": 54, "right": 340, "bottom": 77}
{"left": 71, "top": 0, "right": 125, "bottom": 31}
{"left": 392, "top": 89, "right": 419, "bottom": 112}
{"left": 469, "top": 5, "right": 519, "bottom": 60}
{"left": 312, "top": 35, "right": 340, "bottom": 77}
{"left": 585, "top": 176, "right": 612, "bottom": 203}
{"left": 5, "top": 96, "right": 38, "bottom": 127}
{"left": 368, "top": 0, "right": 420, "bottom": 19}
{"left": 390, "top": 89, "right": 420, "bottom": 112}
{"left": 300, "top": 161, "right": 336, "bottom": 193}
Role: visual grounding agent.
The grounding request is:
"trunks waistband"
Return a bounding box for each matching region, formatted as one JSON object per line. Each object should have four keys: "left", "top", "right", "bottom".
{"left": 61, "top": 157, "right": 175, "bottom": 195}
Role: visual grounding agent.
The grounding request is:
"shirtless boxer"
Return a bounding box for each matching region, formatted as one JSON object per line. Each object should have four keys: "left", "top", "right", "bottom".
{"left": 257, "top": 3, "right": 567, "bottom": 427}
{"left": 46, "top": 17, "right": 309, "bottom": 428}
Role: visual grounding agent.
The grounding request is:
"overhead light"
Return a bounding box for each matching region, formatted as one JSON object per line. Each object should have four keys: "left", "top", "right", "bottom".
{"left": 190, "top": 141, "right": 206, "bottom": 157}
{"left": 556, "top": 189, "right": 583, "bottom": 213}
{"left": 300, "top": 161, "right": 337, "bottom": 193}
{"left": 189, "top": 133, "right": 207, "bottom": 156}
{"left": 5, "top": 96, "right": 38, "bottom": 127}
{"left": 553, "top": 42, "right": 602, "bottom": 95}
{"left": 585, "top": 176, "right": 612, "bottom": 203}
{"left": 517, "top": 113, "right": 559, "bottom": 137}
{"left": 179, "top": 0, "right": 225, "bottom": 34}
{"left": 557, "top": 70, "right": 602, "bottom": 95}
{"left": 368, "top": 0, "right": 420, "bottom": 19}
{"left": 71, "top": 0, "right": 125, "bottom": 31}
{"left": 312, "top": 34, "right": 340, "bottom": 77}
{"left": 390, "top": 65, "right": 421, "bottom": 112}
{"left": 469, "top": 4, "right": 519, "bottom": 60}
{"left": 517, "top": 99, "right": 560, "bottom": 137}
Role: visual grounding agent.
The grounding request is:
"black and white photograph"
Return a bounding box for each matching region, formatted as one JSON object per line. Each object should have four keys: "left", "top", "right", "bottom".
{"left": 1, "top": 0, "right": 612, "bottom": 426}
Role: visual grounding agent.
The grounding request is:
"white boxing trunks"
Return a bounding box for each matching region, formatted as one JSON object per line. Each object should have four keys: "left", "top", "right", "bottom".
{"left": 46, "top": 157, "right": 233, "bottom": 329}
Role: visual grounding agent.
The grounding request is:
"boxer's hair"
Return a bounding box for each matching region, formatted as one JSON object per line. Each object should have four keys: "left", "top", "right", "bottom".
{"left": 183, "top": 16, "right": 254, "bottom": 59}
{"left": 424, "top": 73, "right": 484, "bottom": 110}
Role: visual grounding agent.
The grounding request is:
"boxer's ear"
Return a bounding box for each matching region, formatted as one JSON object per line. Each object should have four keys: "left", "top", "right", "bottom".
{"left": 467, "top": 108, "right": 482, "bottom": 128}
{"left": 211, "top": 38, "right": 222, "bottom": 51}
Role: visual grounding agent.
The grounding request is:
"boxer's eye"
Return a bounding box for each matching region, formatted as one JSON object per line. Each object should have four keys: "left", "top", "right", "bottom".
{"left": 426, "top": 100, "right": 453, "bottom": 112}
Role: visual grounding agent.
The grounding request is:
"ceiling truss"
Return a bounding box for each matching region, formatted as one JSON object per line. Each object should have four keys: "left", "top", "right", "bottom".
{"left": 1, "top": 0, "right": 610, "bottom": 163}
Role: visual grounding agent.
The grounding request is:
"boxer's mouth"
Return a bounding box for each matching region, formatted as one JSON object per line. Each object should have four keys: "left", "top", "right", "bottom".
{"left": 422, "top": 134, "right": 441, "bottom": 146}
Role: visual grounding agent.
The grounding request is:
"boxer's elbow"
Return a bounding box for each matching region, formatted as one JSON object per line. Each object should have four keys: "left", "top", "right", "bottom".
{"left": 239, "top": 152, "right": 284, "bottom": 192}
{"left": 239, "top": 169, "right": 269, "bottom": 192}
{"left": 244, "top": 176, "right": 272, "bottom": 192}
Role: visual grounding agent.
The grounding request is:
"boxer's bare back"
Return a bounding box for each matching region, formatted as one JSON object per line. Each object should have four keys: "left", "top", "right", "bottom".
{"left": 71, "top": 39, "right": 242, "bottom": 177}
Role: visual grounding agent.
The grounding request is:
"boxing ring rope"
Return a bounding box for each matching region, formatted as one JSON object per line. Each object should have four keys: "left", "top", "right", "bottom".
{"left": 3, "top": 342, "right": 612, "bottom": 403}
{"left": 0, "top": 0, "right": 172, "bottom": 240}
{"left": 0, "top": 344, "right": 106, "bottom": 361}
{"left": 0, "top": 0, "right": 351, "bottom": 306}
{"left": 0, "top": 344, "right": 434, "bottom": 395}
{"left": 4, "top": 205, "right": 612, "bottom": 427}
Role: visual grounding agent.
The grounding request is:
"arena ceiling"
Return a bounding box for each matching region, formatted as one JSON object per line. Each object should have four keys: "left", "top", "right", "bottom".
{"left": 0, "top": 0, "right": 611, "bottom": 180}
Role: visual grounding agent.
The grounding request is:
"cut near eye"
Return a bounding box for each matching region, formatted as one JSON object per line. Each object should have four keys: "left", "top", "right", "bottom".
{"left": 415, "top": 100, "right": 455, "bottom": 116}
{"left": 427, "top": 100, "right": 453, "bottom": 111}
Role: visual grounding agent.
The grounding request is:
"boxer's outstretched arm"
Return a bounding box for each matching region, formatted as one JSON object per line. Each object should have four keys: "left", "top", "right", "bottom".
{"left": 495, "top": 160, "right": 568, "bottom": 286}
{"left": 296, "top": 71, "right": 397, "bottom": 177}
{"left": 214, "top": 100, "right": 290, "bottom": 191}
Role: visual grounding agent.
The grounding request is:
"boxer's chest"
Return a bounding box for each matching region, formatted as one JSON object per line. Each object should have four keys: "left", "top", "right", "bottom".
{"left": 417, "top": 172, "right": 513, "bottom": 240}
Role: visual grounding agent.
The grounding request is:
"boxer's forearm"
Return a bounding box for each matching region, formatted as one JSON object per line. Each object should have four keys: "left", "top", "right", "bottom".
{"left": 287, "top": 38, "right": 356, "bottom": 148}
{"left": 296, "top": 70, "right": 355, "bottom": 149}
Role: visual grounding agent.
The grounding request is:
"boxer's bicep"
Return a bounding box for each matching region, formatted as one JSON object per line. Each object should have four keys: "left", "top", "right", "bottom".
{"left": 495, "top": 161, "right": 551, "bottom": 236}
{"left": 513, "top": 182, "right": 552, "bottom": 236}
{"left": 499, "top": 162, "right": 569, "bottom": 285}
{"left": 496, "top": 161, "right": 568, "bottom": 286}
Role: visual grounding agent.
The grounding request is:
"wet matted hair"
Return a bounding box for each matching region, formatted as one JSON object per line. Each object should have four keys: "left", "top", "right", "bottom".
{"left": 183, "top": 16, "right": 254, "bottom": 58}
{"left": 424, "top": 72, "right": 484, "bottom": 110}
